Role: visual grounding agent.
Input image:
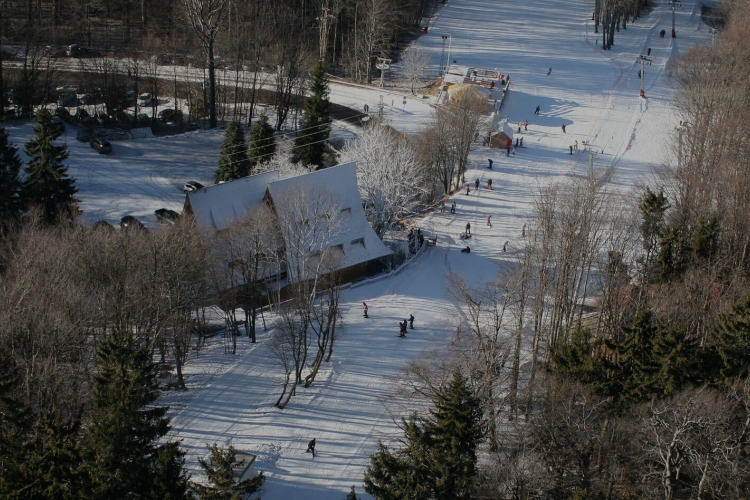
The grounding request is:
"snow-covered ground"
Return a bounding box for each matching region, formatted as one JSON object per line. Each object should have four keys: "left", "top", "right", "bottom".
{"left": 3, "top": 0, "right": 714, "bottom": 497}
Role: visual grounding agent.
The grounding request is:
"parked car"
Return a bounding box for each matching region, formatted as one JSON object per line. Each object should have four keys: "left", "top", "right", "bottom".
{"left": 157, "top": 108, "right": 183, "bottom": 123}
{"left": 120, "top": 215, "right": 146, "bottom": 232}
{"left": 57, "top": 92, "right": 78, "bottom": 107}
{"left": 95, "top": 111, "right": 108, "bottom": 125}
{"left": 90, "top": 138, "right": 112, "bottom": 154}
{"left": 67, "top": 44, "right": 88, "bottom": 58}
{"left": 74, "top": 107, "right": 93, "bottom": 125}
{"left": 183, "top": 181, "right": 204, "bottom": 193}
{"left": 155, "top": 208, "right": 180, "bottom": 224}
{"left": 122, "top": 90, "right": 137, "bottom": 106}
{"left": 138, "top": 93, "right": 154, "bottom": 107}
{"left": 50, "top": 116, "right": 65, "bottom": 137}
{"left": 54, "top": 107, "right": 71, "bottom": 121}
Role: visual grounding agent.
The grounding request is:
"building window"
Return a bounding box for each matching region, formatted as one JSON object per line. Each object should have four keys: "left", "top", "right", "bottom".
{"left": 351, "top": 237, "right": 365, "bottom": 248}
{"left": 340, "top": 207, "right": 352, "bottom": 215}
{"left": 332, "top": 244, "right": 345, "bottom": 255}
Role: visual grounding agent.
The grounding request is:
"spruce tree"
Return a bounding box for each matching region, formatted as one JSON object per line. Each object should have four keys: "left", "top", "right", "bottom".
{"left": 612, "top": 308, "right": 662, "bottom": 407}
{"left": 364, "top": 371, "right": 483, "bottom": 500}
{"left": 345, "top": 485, "right": 360, "bottom": 500}
{"left": 247, "top": 114, "right": 276, "bottom": 170}
{"left": 19, "top": 410, "right": 84, "bottom": 499}
{"left": 216, "top": 122, "right": 251, "bottom": 183}
{"left": 22, "top": 109, "right": 79, "bottom": 224}
{"left": 293, "top": 60, "right": 331, "bottom": 168}
{"left": 0, "top": 352, "right": 31, "bottom": 497}
{"left": 712, "top": 293, "right": 750, "bottom": 381}
{"left": 0, "top": 124, "right": 23, "bottom": 221}
{"left": 428, "top": 370, "right": 483, "bottom": 500}
{"left": 192, "top": 443, "right": 265, "bottom": 500}
{"left": 83, "top": 333, "right": 188, "bottom": 500}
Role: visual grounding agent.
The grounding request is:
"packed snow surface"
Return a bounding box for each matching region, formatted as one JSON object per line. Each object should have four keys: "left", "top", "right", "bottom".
{"left": 4, "top": 0, "right": 713, "bottom": 496}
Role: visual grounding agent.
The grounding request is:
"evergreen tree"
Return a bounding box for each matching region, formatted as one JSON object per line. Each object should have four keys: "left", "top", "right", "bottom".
{"left": 657, "top": 224, "right": 687, "bottom": 281}
{"left": 0, "top": 352, "right": 31, "bottom": 497}
{"left": 364, "top": 371, "right": 483, "bottom": 500}
{"left": 345, "top": 485, "right": 360, "bottom": 500}
{"left": 21, "top": 109, "right": 79, "bottom": 224}
{"left": 192, "top": 443, "right": 265, "bottom": 500}
{"left": 690, "top": 213, "right": 719, "bottom": 261}
{"left": 83, "top": 333, "right": 188, "bottom": 500}
{"left": 19, "top": 410, "right": 84, "bottom": 500}
{"left": 247, "top": 114, "right": 276, "bottom": 169}
{"left": 216, "top": 122, "right": 251, "bottom": 183}
{"left": 610, "top": 308, "right": 661, "bottom": 407}
{"left": 293, "top": 60, "right": 331, "bottom": 168}
{"left": 712, "top": 293, "right": 750, "bottom": 381}
{"left": 0, "top": 124, "right": 23, "bottom": 221}
{"left": 428, "top": 370, "right": 483, "bottom": 500}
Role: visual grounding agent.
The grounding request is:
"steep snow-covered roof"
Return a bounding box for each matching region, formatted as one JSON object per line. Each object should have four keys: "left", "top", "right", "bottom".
{"left": 268, "top": 162, "right": 392, "bottom": 281}
{"left": 186, "top": 170, "right": 279, "bottom": 231}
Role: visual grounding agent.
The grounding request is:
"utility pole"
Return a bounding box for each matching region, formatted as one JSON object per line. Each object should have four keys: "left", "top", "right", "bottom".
{"left": 636, "top": 55, "right": 652, "bottom": 98}
{"left": 440, "top": 36, "right": 448, "bottom": 76}
{"left": 669, "top": 0, "right": 681, "bottom": 38}
{"left": 317, "top": 3, "right": 337, "bottom": 61}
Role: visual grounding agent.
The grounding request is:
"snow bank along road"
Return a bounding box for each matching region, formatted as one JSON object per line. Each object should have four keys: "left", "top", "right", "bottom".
{"left": 161, "top": 1, "right": 713, "bottom": 500}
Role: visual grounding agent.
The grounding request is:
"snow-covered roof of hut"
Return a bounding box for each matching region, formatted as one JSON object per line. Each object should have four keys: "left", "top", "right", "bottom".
{"left": 443, "top": 64, "right": 471, "bottom": 85}
{"left": 268, "top": 162, "right": 392, "bottom": 281}
{"left": 185, "top": 170, "right": 279, "bottom": 231}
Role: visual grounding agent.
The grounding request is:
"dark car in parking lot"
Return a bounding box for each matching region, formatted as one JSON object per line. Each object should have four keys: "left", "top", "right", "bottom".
{"left": 155, "top": 208, "right": 180, "bottom": 224}
{"left": 50, "top": 116, "right": 65, "bottom": 137}
{"left": 157, "top": 108, "right": 183, "bottom": 123}
{"left": 74, "top": 108, "right": 92, "bottom": 125}
{"left": 90, "top": 138, "right": 112, "bottom": 154}
{"left": 183, "top": 181, "right": 204, "bottom": 193}
{"left": 120, "top": 215, "right": 147, "bottom": 232}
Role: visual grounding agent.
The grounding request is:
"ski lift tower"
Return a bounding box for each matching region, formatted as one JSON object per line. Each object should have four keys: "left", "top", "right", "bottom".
{"left": 636, "top": 55, "right": 652, "bottom": 98}
{"left": 376, "top": 58, "right": 392, "bottom": 88}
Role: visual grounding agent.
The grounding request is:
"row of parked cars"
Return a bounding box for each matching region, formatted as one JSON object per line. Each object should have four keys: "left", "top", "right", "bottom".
{"left": 93, "top": 208, "right": 181, "bottom": 233}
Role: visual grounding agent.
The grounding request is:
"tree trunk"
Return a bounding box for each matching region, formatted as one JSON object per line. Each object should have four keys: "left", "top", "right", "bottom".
{"left": 208, "top": 41, "right": 217, "bottom": 128}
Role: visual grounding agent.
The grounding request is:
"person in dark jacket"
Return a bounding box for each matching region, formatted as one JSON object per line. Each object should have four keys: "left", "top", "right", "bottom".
{"left": 409, "top": 314, "right": 415, "bottom": 329}
{"left": 466, "top": 222, "right": 471, "bottom": 235}
{"left": 307, "top": 438, "right": 317, "bottom": 457}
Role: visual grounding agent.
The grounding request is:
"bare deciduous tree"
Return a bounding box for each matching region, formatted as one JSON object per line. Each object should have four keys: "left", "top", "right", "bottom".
{"left": 184, "top": 0, "right": 228, "bottom": 129}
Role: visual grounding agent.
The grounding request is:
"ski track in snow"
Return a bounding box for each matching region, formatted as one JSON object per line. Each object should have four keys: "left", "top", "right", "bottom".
{"left": 4, "top": 0, "right": 714, "bottom": 497}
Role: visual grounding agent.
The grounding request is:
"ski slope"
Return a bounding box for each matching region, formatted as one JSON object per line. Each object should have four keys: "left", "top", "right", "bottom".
{"left": 2, "top": 0, "right": 715, "bottom": 497}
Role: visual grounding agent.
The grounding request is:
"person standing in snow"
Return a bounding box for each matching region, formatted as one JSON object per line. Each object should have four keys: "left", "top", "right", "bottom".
{"left": 535, "top": 105, "right": 541, "bottom": 115}
{"left": 515, "top": 137, "right": 519, "bottom": 148}
{"left": 451, "top": 201, "right": 456, "bottom": 214}
{"left": 466, "top": 185, "right": 471, "bottom": 195}
{"left": 363, "top": 302, "right": 369, "bottom": 318}
{"left": 574, "top": 140, "right": 578, "bottom": 150}
{"left": 524, "top": 119, "right": 528, "bottom": 131}
{"left": 487, "top": 178, "right": 493, "bottom": 190}
{"left": 307, "top": 439, "right": 317, "bottom": 457}
{"left": 562, "top": 124, "right": 566, "bottom": 133}
{"left": 399, "top": 321, "right": 407, "bottom": 337}
{"left": 488, "top": 158, "right": 493, "bottom": 169}
{"left": 547, "top": 67, "right": 552, "bottom": 76}
{"left": 466, "top": 222, "right": 471, "bottom": 235}
{"left": 487, "top": 215, "right": 492, "bottom": 227}
{"left": 569, "top": 145, "right": 573, "bottom": 155}
{"left": 506, "top": 146, "right": 511, "bottom": 157}
{"left": 518, "top": 122, "right": 522, "bottom": 133}
{"left": 520, "top": 137, "right": 523, "bottom": 147}
{"left": 475, "top": 178, "right": 480, "bottom": 190}
{"left": 409, "top": 314, "right": 415, "bottom": 329}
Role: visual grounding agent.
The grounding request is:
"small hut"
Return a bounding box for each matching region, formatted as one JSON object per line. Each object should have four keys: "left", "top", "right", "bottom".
{"left": 490, "top": 119, "right": 514, "bottom": 149}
